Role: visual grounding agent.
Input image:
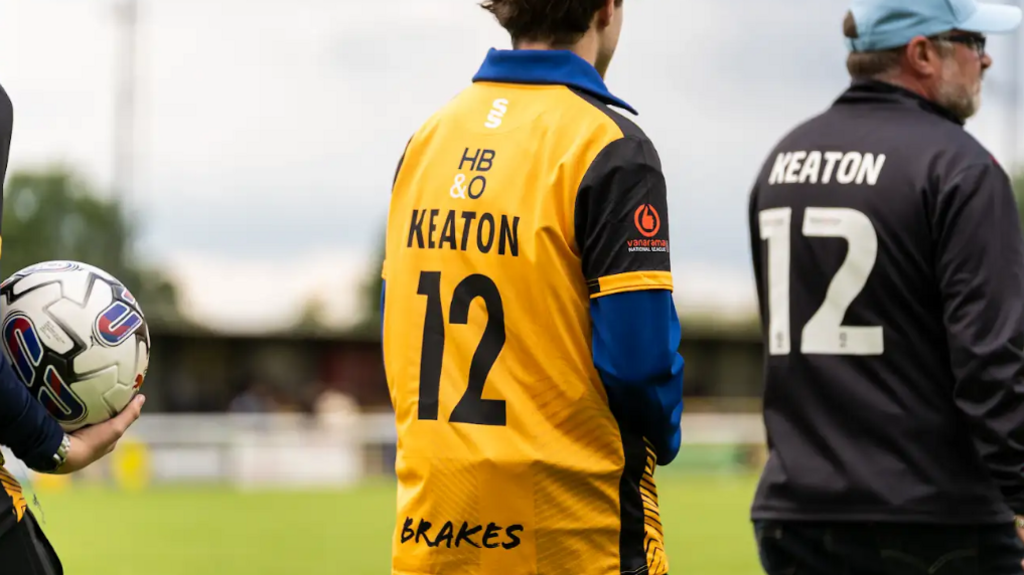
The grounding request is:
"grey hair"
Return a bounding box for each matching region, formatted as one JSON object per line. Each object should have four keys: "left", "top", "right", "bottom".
{"left": 845, "top": 39, "right": 955, "bottom": 81}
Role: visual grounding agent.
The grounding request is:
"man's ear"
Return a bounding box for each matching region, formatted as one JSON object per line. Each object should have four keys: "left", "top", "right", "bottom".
{"left": 904, "top": 36, "right": 940, "bottom": 78}
{"left": 595, "top": 0, "right": 616, "bottom": 29}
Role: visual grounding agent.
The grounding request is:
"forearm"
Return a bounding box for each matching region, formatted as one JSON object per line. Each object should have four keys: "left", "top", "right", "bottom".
{"left": 0, "top": 355, "right": 63, "bottom": 471}
{"left": 591, "top": 290, "right": 685, "bottom": 464}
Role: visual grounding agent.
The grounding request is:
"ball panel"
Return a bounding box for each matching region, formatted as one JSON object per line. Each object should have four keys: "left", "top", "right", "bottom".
{"left": 46, "top": 278, "right": 114, "bottom": 339}
{"left": 72, "top": 366, "right": 119, "bottom": 423}
{"left": 100, "top": 372, "right": 135, "bottom": 416}
{"left": 6, "top": 283, "right": 63, "bottom": 314}
{"left": 4, "top": 262, "right": 83, "bottom": 298}
{"left": 2, "top": 313, "right": 44, "bottom": 388}
{"left": 74, "top": 330, "right": 139, "bottom": 383}
{"left": 38, "top": 365, "right": 88, "bottom": 431}
{"left": 35, "top": 317, "right": 75, "bottom": 356}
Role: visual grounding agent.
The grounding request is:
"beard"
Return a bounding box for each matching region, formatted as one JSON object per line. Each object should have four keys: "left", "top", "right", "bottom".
{"left": 935, "top": 60, "right": 982, "bottom": 122}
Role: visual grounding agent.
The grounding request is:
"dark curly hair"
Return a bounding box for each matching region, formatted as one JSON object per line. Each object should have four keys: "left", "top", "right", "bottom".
{"left": 480, "top": 0, "right": 623, "bottom": 46}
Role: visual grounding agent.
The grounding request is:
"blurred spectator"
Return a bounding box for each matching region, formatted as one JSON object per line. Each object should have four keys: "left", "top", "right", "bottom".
{"left": 228, "top": 381, "right": 275, "bottom": 413}
{"left": 312, "top": 382, "right": 358, "bottom": 434}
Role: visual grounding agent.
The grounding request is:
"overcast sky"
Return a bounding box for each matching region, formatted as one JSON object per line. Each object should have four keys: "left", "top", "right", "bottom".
{"left": 0, "top": 0, "right": 1021, "bottom": 329}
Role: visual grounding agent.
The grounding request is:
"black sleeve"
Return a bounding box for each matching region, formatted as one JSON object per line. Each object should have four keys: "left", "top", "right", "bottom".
{"left": 574, "top": 136, "right": 673, "bottom": 297}
{"left": 0, "top": 85, "right": 64, "bottom": 472}
{"left": 936, "top": 161, "right": 1024, "bottom": 514}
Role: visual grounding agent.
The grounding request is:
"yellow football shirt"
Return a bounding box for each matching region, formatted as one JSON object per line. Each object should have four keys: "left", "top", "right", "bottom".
{"left": 0, "top": 453, "right": 26, "bottom": 523}
{"left": 382, "top": 49, "right": 675, "bottom": 575}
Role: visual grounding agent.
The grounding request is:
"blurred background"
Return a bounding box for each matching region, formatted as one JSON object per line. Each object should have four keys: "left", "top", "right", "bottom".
{"left": 1, "top": 0, "right": 1023, "bottom": 573}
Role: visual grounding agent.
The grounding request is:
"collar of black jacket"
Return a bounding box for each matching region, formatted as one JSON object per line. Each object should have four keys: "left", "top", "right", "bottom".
{"left": 472, "top": 48, "right": 637, "bottom": 115}
{"left": 836, "top": 80, "right": 965, "bottom": 126}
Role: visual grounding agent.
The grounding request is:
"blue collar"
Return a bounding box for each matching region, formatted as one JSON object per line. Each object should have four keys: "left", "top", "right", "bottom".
{"left": 471, "top": 48, "right": 637, "bottom": 115}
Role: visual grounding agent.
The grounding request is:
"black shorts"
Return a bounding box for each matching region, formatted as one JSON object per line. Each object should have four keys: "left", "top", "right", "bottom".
{"left": 0, "top": 509, "right": 62, "bottom": 575}
{"left": 754, "top": 520, "right": 1024, "bottom": 575}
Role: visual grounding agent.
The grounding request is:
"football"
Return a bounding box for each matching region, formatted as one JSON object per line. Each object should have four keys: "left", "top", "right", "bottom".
{"left": 0, "top": 260, "right": 150, "bottom": 432}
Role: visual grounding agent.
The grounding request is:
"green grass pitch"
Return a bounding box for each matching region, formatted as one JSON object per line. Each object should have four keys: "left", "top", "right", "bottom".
{"left": 34, "top": 473, "right": 763, "bottom": 575}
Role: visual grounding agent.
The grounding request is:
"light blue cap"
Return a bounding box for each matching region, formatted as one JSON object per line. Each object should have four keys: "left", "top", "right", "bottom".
{"left": 847, "top": 0, "right": 1023, "bottom": 52}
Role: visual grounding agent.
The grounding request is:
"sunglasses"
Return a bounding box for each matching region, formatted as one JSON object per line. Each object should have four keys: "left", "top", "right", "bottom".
{"left": 936, "top": 34, "right": 987, "bottom": 57}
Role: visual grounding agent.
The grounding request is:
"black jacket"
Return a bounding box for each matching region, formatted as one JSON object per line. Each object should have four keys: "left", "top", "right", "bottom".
{"left": 749, "top": 80, "right": 1024, "bottom": 523}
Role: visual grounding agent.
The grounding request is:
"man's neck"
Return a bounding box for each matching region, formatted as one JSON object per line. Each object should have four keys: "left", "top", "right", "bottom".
{"left": 870, "top": 74, "right": 935, "bottom": 102}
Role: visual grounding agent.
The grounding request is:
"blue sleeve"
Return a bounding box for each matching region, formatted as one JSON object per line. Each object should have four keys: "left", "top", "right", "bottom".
{"left": 0, "top": 354, "right": 63, "bottom": 471}
{"left": 591, "top": 290, "right": 684, "bottom": 465}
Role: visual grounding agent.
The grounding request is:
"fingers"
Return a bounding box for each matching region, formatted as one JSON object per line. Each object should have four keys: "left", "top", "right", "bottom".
{"left": 117, "top": 394, "right": 146, "bottom": 424}
{"left": 109, "top": 395, "right": 146, "bottom": 442}
{"left": 108, "top": 394, "right": 146, "bottom": 435}
{"left": 70, "top": 394, "right": 145, "bottom": 450}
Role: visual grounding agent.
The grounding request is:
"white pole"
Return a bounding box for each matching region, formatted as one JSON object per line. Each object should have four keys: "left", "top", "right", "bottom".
{"left": 113, "top": 0, "right": 137, "bottom": 213}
